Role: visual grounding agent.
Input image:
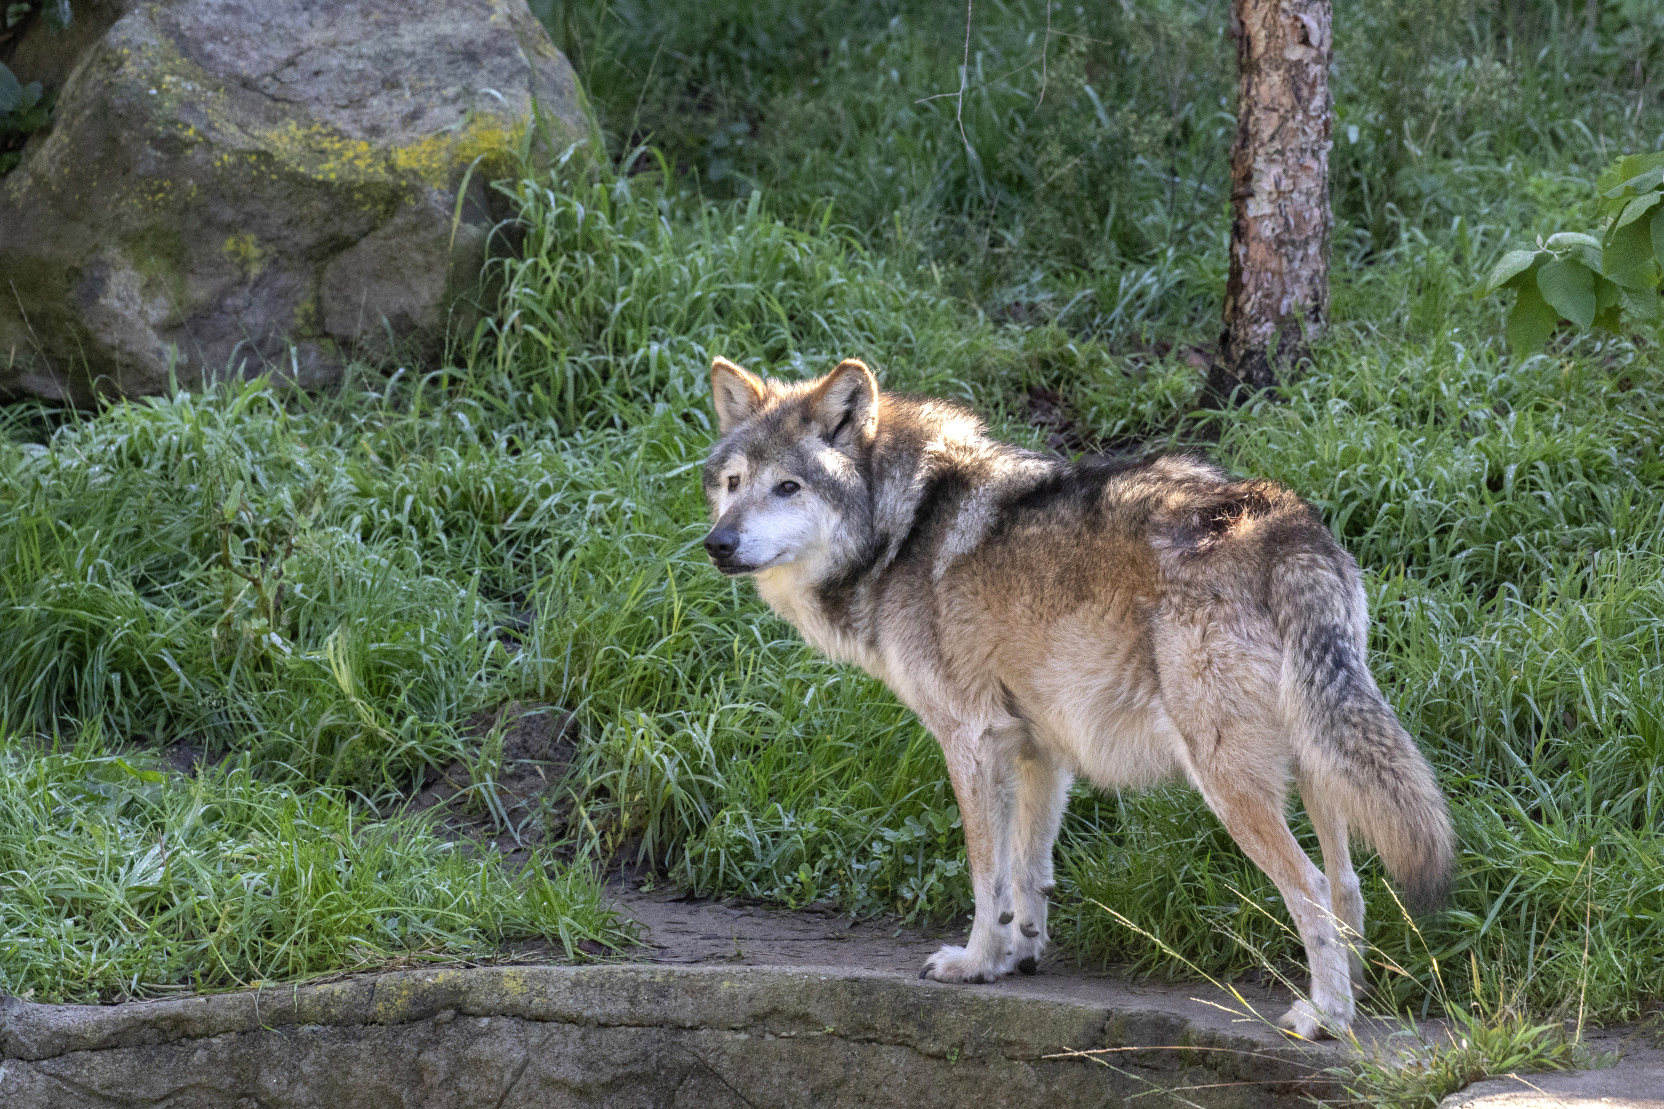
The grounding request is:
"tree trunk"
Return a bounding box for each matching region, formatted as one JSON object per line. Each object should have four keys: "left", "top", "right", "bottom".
{"left": 1212, "top": 0, "right": 1333, "bottom": 402}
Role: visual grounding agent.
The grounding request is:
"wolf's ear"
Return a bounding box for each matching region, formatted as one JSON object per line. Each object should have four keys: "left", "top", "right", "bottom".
{"left": 809, "top": 359, "right": 878, "bottom": 448}
{"left": 711, "top": 357, "right": 767, "bottom": 433}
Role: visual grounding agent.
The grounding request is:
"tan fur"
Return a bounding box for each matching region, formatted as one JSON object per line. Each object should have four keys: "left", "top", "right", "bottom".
{"left": 700, "top": 358, "right": 1454, "bottom": 1039}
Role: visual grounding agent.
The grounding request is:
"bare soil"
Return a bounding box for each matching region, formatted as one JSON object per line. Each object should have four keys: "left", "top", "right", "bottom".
{"left": 406, "top": 700, "right": 578, "bottom": 867}
{"left": 606, "top": 882, "right": 953, "bottom": 972}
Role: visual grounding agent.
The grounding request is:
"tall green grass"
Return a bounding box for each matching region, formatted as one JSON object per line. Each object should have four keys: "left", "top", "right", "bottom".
{"left": 0, "top": 381, "right": 500, "bottom": 794}
{"left": 0, "top": 733, "right": 629, "bottom": 1003}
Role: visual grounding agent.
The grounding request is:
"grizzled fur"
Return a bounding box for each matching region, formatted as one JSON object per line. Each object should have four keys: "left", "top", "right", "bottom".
{"left": 700, "top": 357, "right": 1453, "bottom": 1039}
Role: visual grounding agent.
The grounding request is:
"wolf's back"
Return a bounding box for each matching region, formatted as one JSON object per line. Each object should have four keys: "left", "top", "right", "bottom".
{"left": 1270, "top": 552, "right": 1454, "bottom": 912}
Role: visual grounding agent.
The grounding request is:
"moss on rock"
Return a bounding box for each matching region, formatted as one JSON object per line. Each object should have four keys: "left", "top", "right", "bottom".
{"left": 0, "top": 0, "right": 584, "bottom": 404}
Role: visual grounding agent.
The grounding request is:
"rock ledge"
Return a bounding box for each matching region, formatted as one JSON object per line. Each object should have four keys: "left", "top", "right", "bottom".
{"left": 0, "top": 964, "right": 1335, "bottom": 1108}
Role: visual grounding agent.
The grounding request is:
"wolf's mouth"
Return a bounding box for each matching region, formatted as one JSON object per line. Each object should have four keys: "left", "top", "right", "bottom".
{"left": 711, "top": 547, "right": 790, "bottom": 575}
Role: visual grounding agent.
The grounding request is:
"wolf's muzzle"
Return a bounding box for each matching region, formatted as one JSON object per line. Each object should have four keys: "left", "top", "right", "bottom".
{"left": 703, "top": 527, "right": 751, "bottom": 574}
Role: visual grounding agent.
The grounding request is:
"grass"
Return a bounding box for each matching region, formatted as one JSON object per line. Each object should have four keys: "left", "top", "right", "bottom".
{"left": 1339, "top": 1004, "right": 1593, "bottom": 1109}
{"left": 0, "top": 732, "right": 630, "bottom": 1003}
{"left": 1, "top": 0, "right": 1661, "bottom": 1039}
{"left": 1331, "top": 894, "right": 1613, "bottom": 1108}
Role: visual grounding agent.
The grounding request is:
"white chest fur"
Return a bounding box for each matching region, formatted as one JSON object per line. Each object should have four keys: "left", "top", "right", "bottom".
{"left": 753, "top": 564, "right": 890, "bottom": 684}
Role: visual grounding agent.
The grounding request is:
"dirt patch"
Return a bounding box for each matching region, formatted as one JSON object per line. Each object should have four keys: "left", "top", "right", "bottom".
{"left": 148, "top": 739, "right": 237, "bottom": 779}
{"left": 407, "top": 700, "right": 578, "bottom": 867}
{"left": 155, "top": 741, "right": 212, "bottom": 778}
{"left": 601, "top": 883, "right": 956, "bottom": 973}
{"left": 394, "top": 709, "right": 996, "bottom": 970}
{"left": 995, "top": 299, "right": 1047, "bottom": 327}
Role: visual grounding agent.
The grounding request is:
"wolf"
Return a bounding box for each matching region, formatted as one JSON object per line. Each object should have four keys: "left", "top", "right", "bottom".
{"left": 698, "top": 355, "right": 1453, "bottom": 1038}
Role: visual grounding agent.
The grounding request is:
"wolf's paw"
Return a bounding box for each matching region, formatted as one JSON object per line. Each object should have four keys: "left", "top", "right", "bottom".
{"left": 919, "top": 945, "right": 1003, "bottom": 984}
{"left": 1276, "top": 999, "right": 1349, "bottom": 1041}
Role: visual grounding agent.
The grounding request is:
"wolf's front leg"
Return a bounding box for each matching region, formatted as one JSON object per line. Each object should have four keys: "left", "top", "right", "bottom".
{"left": 1008, "top": 749, "right": 1071, "bottom": 974}
{"left": 921, "top": 726, "right": 1019, "bottom": 984}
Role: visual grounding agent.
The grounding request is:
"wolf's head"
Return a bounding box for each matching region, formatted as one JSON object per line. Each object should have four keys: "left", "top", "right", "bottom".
{"left": 700, "top": 356, "right": 878, "bottom": 577}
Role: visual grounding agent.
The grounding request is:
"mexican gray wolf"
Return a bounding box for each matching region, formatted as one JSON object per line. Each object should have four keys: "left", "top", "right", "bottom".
{"left": 698, "top": 355, "right": 1453, "bottom": 1039}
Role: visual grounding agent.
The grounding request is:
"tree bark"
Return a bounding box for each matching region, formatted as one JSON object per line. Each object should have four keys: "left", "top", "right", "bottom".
{"left": 1212, "top": 0, "right": 1333, "bottom": 402}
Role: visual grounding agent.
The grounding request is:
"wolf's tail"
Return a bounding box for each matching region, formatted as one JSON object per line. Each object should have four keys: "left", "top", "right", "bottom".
{"left": 1271, "top": 554, "right": 1454, "bottom": 912}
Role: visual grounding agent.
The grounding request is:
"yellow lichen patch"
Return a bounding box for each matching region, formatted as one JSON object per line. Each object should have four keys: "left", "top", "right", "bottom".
{"left": 389, "top": 115, "right": 525, "bottom": 187}
{"left": 123, "top": 176, "right": 199, "bottom": 217}
{"left": 91, "top": 31, "right": 534, "bottom": 215}
{"left": 223, "top": 232, "right": 264, "bottom": 279}
{"left": 255, "top": 120, "right": 390, "bottom": 184}
{"left": 371, "top": 978, "right": 419, "bottom": 1022}
{"left": 248, "top": 113, "right": 525, "bottom": 194}
{"left": 370, "top": 969, "right": 465, "bottom": 1023}
{"left": 496, "top": 968, "right": 532, "bottom": 997}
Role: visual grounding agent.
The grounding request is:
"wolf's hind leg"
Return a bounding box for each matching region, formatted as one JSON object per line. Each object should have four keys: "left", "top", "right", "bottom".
{"left": 1009, "top": 745, "right": 1071, "bottom": 974}
{"left": 1156, "top": 613, "right": 1353, "bottom": 1037}
{"left": 1190, "top": 768, "right": 1354, "bottom": 1039}
{"left": 1302, "top": 781, "right": 1366, "bottom": 985}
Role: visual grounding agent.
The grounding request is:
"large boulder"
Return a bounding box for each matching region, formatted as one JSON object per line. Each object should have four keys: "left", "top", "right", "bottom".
{"left": 0, "top": 0, "right": 584, "bottom": 404}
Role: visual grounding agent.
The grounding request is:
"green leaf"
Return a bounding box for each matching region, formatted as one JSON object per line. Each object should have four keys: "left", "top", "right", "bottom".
{"left": 222, "top": 480, "right": 245, "bottom": 522}
{"left": 1545, "top": 231, "right": 1603, "bottom": 252}
{"left": 1653, "top": 204, "right": 1664, "bottom": 272}
{"left": 1614, "top": 192, "right": 1662, "bottom": 232}
{"left": 1599, "top": 153, "right": 1664, "bottom": 195}
{"left": 1482, "top": 249, "right": 1543, "bottom": 295}
{"left": 1545, "top": 231, "right": 1604, "bottom": 271}
{"left": 1593, "top": 276, "right": 1624, "bottom": 331}
{"left": 1615, "top": 165, "right": 1664, "bottom": 198}
{"left": 1537, "top": 258, "right": 1597, "bottom": 329}
{"left": 0, "top": 61, "right": 21, "bottom": 115}
{"left": 1507, "top": 281, "right": 1559, "bottom": 354}
{"left": 1622, "top": 286, "right": 1662, "bottom": 323}
{"left": 1604, "top": 221, "right": 1659, "bottom": 289}
{"left": 1594, "top": 274, "right": 1623, "bottom": 311}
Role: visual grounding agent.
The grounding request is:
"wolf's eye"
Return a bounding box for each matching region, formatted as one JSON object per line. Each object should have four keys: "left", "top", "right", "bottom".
{"left": 726, "top": 475, "right": 740, "bottom": 492}
{"left": 774, "top": 480, "right": 800, "bottom": 497}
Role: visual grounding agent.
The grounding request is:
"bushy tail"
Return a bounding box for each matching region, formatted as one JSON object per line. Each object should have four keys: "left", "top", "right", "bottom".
{"left": 1272, "top": 555, "right": 1455, "bottom": 912}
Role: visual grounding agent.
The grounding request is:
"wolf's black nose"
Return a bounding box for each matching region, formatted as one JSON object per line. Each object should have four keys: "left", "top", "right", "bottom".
{"left": 704, "top": 528, "right": 740, "bottom": 561}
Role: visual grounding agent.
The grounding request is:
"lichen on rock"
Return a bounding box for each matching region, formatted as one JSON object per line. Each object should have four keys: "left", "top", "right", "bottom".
{"left": 0, "top": 0, "right": 583, "bottom": 403}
